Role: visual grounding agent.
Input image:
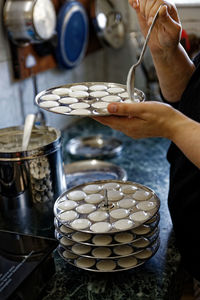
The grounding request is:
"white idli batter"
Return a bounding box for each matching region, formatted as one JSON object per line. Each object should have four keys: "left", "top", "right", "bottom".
{"left": 118, "top": 256, "right": 138, "bottom": 268}
{"left": 59, "top": 210, "right": 78, "bottom": 221}
{"left": 96, "top": 260, "right": 116, "bottom": 271}
{"left": 88, "top": 210, "right": 108, "bottom": 222}
{"left": 52, "top": 88, "right": 70, "bottom": 95}
{"left": 110, "top": 208, "right": 129, "bottom": 219}
{"left": 90, "top": 221, "right": 112, "bottom": 233}
{"left": 57, "top": 200, "right": 77, "bottom": 211}
{"left": 50, "top": 106, "right": 71, "bottom": 113}
{"left": 76, "top": 257, "right": 95, "bottom": 268}
{"left": 130, "top": 211, "right": 150, "bottom": 223}
{"left": 70, "top": 85, "right": 88, "bottom": 91}
{"left": 91, "top": 247, "right": 112, "bottom": 258}
{"left": 92, "top": 234, "right": 112, "bottom": 246}
{"left": 89, "top": 85, "right": 107, "bottom": 91}
{"left": 71, "top": 218, "right": 91, "bottom": 230}
{"left": 40, "top": 94, "right": 60, "bottom": 101}
{"left": 113, "top": 219, "right": 133, "bottom": 231}
{"left": 67, "top": 190, "right": 86, "bottom": 201}
{"left": 85, "top": 193, "right": 104, "bottom": 204}
{"left": 76, "top": 203, "right": 96, "bottom": 214}
{"left": 83, "top": 184, "right": 102, "bottom": 194}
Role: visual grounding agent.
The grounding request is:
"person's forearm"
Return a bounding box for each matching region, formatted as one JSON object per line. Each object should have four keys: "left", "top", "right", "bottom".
{"left": 151, "top": 43, "right": 195, "bottom": 102}
{"left": 167, "top": 112, "right": 200, "bottom": 168}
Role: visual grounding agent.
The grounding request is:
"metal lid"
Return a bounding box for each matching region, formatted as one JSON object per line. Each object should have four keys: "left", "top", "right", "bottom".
{"left": 0, "top": 126, "right": 61, "bottom": 161}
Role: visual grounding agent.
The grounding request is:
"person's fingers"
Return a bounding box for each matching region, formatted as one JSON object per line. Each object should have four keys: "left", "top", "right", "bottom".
{"left": 146, "top": 1, "right": 179, "bottom": 25}
{"left": 133, "top": 0, "right": 180, "bottom": 37}
{"left": 139, "top": 0, "right": 148, "bottom": 16}
{"left": 158, "top": 5, "right": 181, "bottom": 35}
{"left": 140, "top": 0, "right": 166, "bottom": 18}
{"left": 107, "top": 102, "right": 146, "bottom": 118}
{"left": 143, "top": 0, "right": 159, "bottom": 21}
{"left": 93, "top": 114, "right": 148, "bottom": 139}
{"left": 167, "top": 2, "right": 180, "bottom": 23}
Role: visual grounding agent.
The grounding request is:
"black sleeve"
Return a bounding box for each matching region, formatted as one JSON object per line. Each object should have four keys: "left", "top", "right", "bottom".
{"left": 193, "top": 51, "right": 200, "bottom": 67}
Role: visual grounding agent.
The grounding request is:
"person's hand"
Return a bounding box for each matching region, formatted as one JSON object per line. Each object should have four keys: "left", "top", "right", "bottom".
{"left": 92, "top": 101, "right": 185, "bottom": 140}
{"left": 129, "top": 0, "right": 182, "bottom": 56}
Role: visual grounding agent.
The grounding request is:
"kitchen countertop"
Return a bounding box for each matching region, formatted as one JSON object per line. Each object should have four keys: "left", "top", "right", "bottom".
{"left": 40, "top": 117, "right": 184, "bottom": 300}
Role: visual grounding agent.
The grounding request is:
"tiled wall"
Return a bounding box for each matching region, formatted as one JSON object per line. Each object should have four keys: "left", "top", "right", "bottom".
{"left": 0, "top": 0, "right": 147, "bottom": 130}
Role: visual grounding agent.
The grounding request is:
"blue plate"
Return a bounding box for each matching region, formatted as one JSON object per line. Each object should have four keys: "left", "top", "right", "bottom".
{"left": 56, "top": 1, "right": 89, "bottom": 68}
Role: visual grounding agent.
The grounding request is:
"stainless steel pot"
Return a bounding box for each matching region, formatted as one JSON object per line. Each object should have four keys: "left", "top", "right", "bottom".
{"left": 3, "top": 0, "right": 56, "bottom": 45}
{"left": 0, "top": 126, "right": 66, "bottom": 212}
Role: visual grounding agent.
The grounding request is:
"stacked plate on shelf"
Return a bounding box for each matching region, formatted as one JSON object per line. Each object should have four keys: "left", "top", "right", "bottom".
{"left": 53, "top": 180, "right": 160, "bottom": 272}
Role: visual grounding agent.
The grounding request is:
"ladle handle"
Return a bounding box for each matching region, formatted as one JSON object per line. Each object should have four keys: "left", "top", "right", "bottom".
{"left": 22, "top": 114, "right": 36, "bottom": 151}
{"left": 135, "top": 5, "right": 163, "bottom": 68}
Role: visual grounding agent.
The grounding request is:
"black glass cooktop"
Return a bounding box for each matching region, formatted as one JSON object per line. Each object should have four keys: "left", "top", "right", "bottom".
{"left": 0, "top": 230, "right": 58, "bottom": 300}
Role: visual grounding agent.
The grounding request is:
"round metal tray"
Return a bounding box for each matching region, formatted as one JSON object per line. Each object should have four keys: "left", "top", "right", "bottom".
{"left": 54, "top": 180, "right": 160, "bottom": 234}
{"left": 55, "top": 228, "right": 159, "bottom": 259}
{"left": 54, "top": 217, "right": 159, "bottom": 247}
{"left": 35, "top": 82, "right": 145, "bottom": 116}
{"left": 66, "top": 135, "right": 122, "bottom": 158}
{"left": 57, "top": 238, "right": 160, "bottom": 272}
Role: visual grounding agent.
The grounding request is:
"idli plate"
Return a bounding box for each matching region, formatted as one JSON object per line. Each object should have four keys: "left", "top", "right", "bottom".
{"left": 54, "top": 180, "right": 160, "bottom": 234}
{"left": 35, "top": 82, "right": 145, "bottom": 117}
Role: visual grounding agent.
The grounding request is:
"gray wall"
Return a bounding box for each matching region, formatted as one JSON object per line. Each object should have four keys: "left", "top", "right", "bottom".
{"left": 0, "top": 0, "right": 147, "bottom": 130}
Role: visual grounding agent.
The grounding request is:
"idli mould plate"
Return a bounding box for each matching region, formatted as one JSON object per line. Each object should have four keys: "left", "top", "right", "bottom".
{"left": 35, "top": 82, "right": 145, "bottom": 117}
{"left": 54, "top": 180, "right": 160, "bottom": 234}
{"left": 54, "top": 220, "right": 159, "bottom": 247}
{"left": 57, "top": 238, "right": 160, "bottom": 272}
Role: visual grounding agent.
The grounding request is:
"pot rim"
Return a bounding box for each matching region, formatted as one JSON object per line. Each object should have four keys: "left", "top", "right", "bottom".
{"left": 0, "top": 125, "right": 61, "bottom": 161}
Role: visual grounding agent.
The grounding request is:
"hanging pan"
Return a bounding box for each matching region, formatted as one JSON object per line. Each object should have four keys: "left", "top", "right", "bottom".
{"left": 55, "top": 0, "right": 89, "bottom": 68}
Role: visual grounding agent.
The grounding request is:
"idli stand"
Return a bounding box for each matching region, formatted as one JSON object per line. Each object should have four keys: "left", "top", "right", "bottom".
{"left": 53, "top": 180, "right": 160, "bottom": 272}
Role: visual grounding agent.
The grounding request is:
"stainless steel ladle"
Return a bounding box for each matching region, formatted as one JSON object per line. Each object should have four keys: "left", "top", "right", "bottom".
{"left": 126, "top": 5, "right": 162, "bottom": 101}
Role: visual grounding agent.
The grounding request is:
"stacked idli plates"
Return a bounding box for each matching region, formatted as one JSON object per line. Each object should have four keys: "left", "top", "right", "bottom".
{"left": 35, "top": 82, "right": 145, "bottom": 116}
{"left": 54, "top": 180, "right": 160, "bottom": 272}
